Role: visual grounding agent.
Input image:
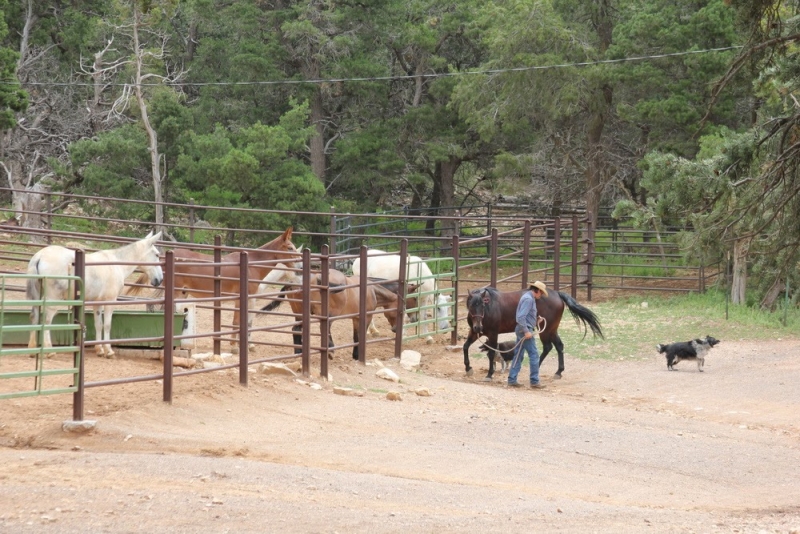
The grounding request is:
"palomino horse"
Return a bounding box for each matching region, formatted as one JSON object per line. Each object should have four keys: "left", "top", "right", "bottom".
{"left": 171, "top": 227, "right": 300, "bottom": 348}
{"left": 26, "top": 232, "right": 164, "bottom": 358}
{"left": 265, "top": 268, "right": 415, "bottom": 360}
{"left": 463, "top": 287, "right": 604, "bottom": 380}
{"left": 351, "top": 249, "right": 440, "bottom": 342}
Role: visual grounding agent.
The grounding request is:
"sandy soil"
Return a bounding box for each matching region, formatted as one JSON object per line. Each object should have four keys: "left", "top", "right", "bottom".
{"left": 2, "top": 300, "right": 800, "bottom": 533}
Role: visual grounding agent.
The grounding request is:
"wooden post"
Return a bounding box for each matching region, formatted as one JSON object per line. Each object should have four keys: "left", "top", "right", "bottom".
{"left": 320, "top": 245, "right": 330, "bottom": 379}
{"left": 238, "top": 252, "right": 248, "bottom": 386}
{"left": 394, "top": 240, "right": 408, "bottom": 358}
{"left": 490, "top": 228, "right": 498, "bottom": 288}
{"left": 213, "top": 235, "right": 222, "bottom": 355}
{"left": 450, "top": 234, "right": 459, "bottom": 346}
{"left": 521, "top": 220, "right": 531, "bottom": 289}
{"left": 163, "top": 251, "right": 174, "bottom": 403}
{"left": 301, "top": 247, "right": 311, "bottom": 376}
{"left": 553, "top": 217, "right": 561, "bottom": 291}
{"left": 72, "top": 249, "right": 85, "bottom": 422}
{"left": 358, "top": 246, "right": 368, "bottom": 363}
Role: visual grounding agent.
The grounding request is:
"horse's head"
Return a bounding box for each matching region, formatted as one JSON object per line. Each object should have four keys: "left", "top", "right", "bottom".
{"left": 436, "top": 293, "right": 452, "bottom": 330}
{"left": 466, "top": 288, "right": 490, "bottom": 335}
{"left": 260, "top": 226, "right": 303, "bottom": 268}
{"left": 141, "top": 231, "right": 164, "bottom": 287}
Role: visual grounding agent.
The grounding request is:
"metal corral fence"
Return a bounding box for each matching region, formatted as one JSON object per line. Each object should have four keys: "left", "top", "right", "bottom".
{"left": 0, "top": 188, "right": 722, "bottom": 419}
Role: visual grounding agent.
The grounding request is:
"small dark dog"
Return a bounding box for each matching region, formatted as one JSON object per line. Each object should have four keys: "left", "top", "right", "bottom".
{"left": 657, "top": 335, "right": 720, "bottom": 372}
{"left": 479, "top": 341, "right": 517, "bottom": 373}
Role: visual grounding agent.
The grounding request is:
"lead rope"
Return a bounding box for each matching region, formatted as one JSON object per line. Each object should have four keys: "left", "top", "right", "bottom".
{"left": 477, "top": 316, "right": 547, "bottom": 354}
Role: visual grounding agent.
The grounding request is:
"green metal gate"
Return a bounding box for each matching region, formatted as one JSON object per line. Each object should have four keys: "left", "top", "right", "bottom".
{"left": 0, "top": 273, "right": 84, "bottom": 400}
{"left": 401, "top": 256, "right": 456, "bottom": 341}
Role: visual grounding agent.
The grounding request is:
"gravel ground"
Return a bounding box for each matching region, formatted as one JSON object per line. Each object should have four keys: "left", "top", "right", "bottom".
{"left": 2, "top": 308, "right": 800, "bottom": 533}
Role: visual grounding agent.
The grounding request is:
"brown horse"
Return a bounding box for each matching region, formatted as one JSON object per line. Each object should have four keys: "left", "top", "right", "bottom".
{"left": 463, "top": 287, "right": 604, "bottom": 380}
{"left": 265, "top": 268, "right": 415, "bottom": 360}
{"left": 171, "top": 227, "right": 300, "bottom": 347}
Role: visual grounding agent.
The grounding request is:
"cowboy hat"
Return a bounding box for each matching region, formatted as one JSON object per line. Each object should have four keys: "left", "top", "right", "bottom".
{"left": 529, "top": 280, "right": 549, "bottom": 297}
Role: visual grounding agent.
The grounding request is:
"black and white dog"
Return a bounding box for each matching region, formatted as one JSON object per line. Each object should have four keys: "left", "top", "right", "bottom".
{"left": 479, "top": 341, "right": 517, "bottom": 373}
{"left": 656, "top": 335, "right": 720, "bottom": 372}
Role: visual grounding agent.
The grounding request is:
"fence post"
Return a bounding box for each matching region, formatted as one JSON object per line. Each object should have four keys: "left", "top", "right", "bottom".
{"left": 358, "top": 246, "right": 368, "bottom": 363}
{"left": 320, "top": 245, "right": 330, "bottom": 379}
{"left": 486, "top": 203, "right": 492, "bottom": 256}
{"left": 188, "top": 200, "right": 196, "bottom": 243}
{"left": 45, "top": 194, "right": 52, "bottom": 244}
{"left": 238, "top": 252, "right": 249, "bottom": 386}
{"left": 329, "top": 206, "right": 337, "bottom": 257}
{"left": 553, "top": 217, "right": 561, "bottom": 292}
{"left": 571, "top": 215, "right": 578, "bottom": 298}
{"left": 451, "top": 234, "right": 459, "bottom": 346}
{"left": 521, "top": 220, "right": 531, "bottom": 289}
{"left": 301, "top": 247, "right": 311, "bottom": 376}
{"left": 490, "top": 228, "right": 498, "bottom": 288}
{"left": 394, "top": 240, "right": 408, "bottom": 358}
{"left": 586, "top": 213, "right": 594, "bottom": 302}
{"left": 72, "top": 249, "right": 86, "bottom": 422}
{"left": 213, "top": 235, "right": 222, "bottom": 356}
{"left": 163, "top": 251, "right": 175, "bottom": 403}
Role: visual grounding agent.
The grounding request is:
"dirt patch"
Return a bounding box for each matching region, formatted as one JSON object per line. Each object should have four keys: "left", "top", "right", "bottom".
{"left": 2, "top": 298, "right": 800, "bottom": 533}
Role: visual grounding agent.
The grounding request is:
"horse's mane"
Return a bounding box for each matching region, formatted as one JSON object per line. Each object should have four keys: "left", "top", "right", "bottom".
{"left": 123, "top": 273, "right": 152, "bottom": 297}
{"left": 468, "top": 286, "right": 500, "bottom": 302}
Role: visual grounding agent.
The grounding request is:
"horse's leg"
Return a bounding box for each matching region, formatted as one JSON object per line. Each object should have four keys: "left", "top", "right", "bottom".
{"left": 484, "top": 335, "right": 498, "bottom": 381}
{"left": 462, "top": 330, "right": 478, "bottom": 376}
{"left": 230, "top": 307, "right": 241, "bottom": 349}
{"left": 28, "top": 302, "right": 40, "bottom": 349}
{"left": 40, "top": 305, "right": 59, "bottom": 358}
{"left": 292, "top": 323, "right": 302, "bottom": 355}
{"left": 92, "top": 306, "right": 105, "bottom": 357}
{"left": 103, "top": 306, "right": 115, "bottom": 359}
{"left": 552, "top": 334, "right": 565, "bottom": 378}
{"left": 352, "top": 325, "right": 359, "bottom": 361}
{"left": 246, "top": 298, "right": 257, "bottom": 351}
{"left": 421, "top": 304, "right": 433, "bottom": 344}
{"left": 538, "top": 337, "right": 553, "bottom": 369}
{"left": 367, "top": 319, "right": 380, "bottom": 337}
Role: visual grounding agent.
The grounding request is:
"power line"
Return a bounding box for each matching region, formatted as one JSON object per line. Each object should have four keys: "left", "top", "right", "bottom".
{"left": 4, "top": 46, "right": 742, "bottom": 88}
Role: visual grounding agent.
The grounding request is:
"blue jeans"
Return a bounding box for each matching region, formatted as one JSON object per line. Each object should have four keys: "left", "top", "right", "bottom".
{"left": 508, "top": 326, "right": 541, "bottom": 385}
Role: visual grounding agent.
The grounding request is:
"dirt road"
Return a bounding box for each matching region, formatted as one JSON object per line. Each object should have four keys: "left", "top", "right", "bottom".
{"left": 2, "top": 319, "right": 800, "bottom": 533}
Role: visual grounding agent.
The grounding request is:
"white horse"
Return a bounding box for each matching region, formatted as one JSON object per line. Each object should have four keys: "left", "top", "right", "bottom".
{"left": 352, "top": 249, "right": 442, "bottom": 343}
{"left": 26, "top": 232, "right": 163, "bottom": 358}
{"left": 435, "top": 293, "right": 453, "bottom": 330}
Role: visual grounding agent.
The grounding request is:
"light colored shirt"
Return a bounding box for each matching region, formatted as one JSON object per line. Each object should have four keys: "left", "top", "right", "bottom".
{"left": 516, "top": 290, "right": 538, "bottom": 334}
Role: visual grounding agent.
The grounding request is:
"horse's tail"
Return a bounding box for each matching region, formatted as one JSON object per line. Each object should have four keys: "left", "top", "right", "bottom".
{"left": 367, "top": 277, "right": 400, "bottom": 294}
{"left": 329, "top": 282, "right": 347, "bottom": 294}
{"left": 260, "top": 285, "right": 290, "bottom": 311}
{"left": 557, "top": 291, "right": 604, "bottom": 340}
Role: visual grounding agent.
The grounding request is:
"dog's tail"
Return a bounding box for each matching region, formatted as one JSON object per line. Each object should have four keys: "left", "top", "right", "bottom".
{"left": 656, "top": 344, "right": 667, "bottom": 354}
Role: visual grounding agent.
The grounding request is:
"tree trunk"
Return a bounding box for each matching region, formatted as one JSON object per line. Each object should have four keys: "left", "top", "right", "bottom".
{"left": 760, "top": 278, "right": 785, "bottom": 311}
{"left": 731, "top": 238, "right": 749, "bottom": 304}
{"left": 309, "top": 80, "right": 326, "bottom": 184}
{"left": 427, "top": 156, "right": 462, "bottom": 246}
{"left": 132, "top": 7, "right": 164, "bottom": 231}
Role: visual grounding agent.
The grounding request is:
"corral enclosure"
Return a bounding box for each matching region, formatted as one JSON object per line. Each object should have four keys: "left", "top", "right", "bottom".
{"left": 1, "top": 188, "right": 724, "bottom": 410}
{"left": 2, "top": 190, "right": 800, "bottom": 532}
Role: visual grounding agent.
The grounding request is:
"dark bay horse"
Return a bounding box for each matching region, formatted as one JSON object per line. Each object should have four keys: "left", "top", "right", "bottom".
{"left": 170, "top": 227, "right": 300, "bottom": 348}
{"left": 266, "top": 268, "right": 416, "bottom": 360}
{"left": 463, "top": 287, "right": 604, "bottom": 380}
